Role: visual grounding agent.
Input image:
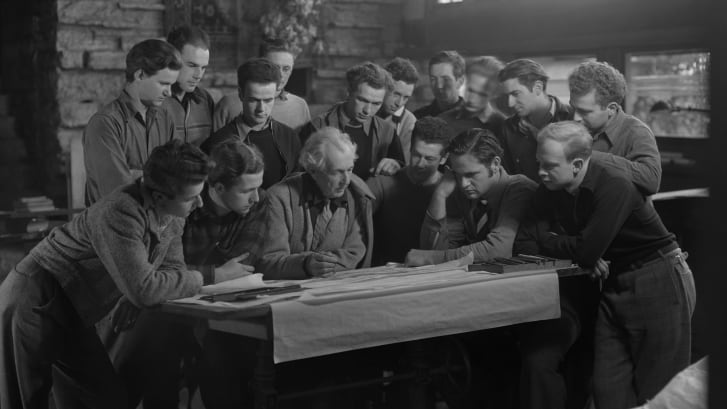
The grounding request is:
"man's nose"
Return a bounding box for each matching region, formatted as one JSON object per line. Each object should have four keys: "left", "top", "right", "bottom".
{"left": 508, "top": 95, "right": 516, "bottom": 107}
{"left": 573, "top": 112, "right": 583, "bottom": 122}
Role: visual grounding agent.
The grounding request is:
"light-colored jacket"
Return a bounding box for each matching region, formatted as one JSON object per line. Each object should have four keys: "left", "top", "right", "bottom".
{"left": 258, "top": 172, "right": 375, "bottom": 279}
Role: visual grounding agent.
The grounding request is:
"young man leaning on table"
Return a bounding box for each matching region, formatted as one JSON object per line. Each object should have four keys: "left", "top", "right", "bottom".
{"left": 519, "top": 121, "right": 694, "bottom": 409}
{"left": 0, "top": 140, "right": 253, "bottom": 409}
{"left": 104, "top": 141, "right": 268, "bottom": 409}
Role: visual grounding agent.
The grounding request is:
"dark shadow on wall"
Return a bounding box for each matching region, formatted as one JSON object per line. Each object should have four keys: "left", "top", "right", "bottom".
{"left": 0, "top": 0, "right": 62, "bottom": 210}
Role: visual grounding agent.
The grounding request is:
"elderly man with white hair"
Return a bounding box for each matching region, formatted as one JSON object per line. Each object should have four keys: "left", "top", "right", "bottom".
{"left": 258, "top": 127, "right": 375, "bottom": 279}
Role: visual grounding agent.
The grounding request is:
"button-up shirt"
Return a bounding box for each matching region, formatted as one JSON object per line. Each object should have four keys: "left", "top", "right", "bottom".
{"left": 161, "top": 86, "right": 214, "bottom": 146}
{"left": 83, "top": 90, "right": 176, "bottom": 204}
{"left": 590, "top": 108, "right": 662, "bottom": 194}
{"left": 420, "top": 169, "right": 538, "bottom": 263}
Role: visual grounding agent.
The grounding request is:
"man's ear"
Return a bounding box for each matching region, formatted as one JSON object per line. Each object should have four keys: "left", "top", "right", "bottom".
{"left": 134, "top": 69, "right": 144, "bottom": 82}
{"left": 571, "top": 158, "right": 585, "bottom": 174}
{"left": 439, "top": 152, "right": 449, "bottom": 166}
{"left": 456, "top": 75, "right": 465, "bottom": 90}
{"left": 238, "top": 87, "right": 244, "bottom": 102}
{"left": 212, "top": 181, "right": 226, "bottom": 195}
{"left": 491, "top": 156, "right": 502, "bottom": 173}
{"left": 150, "top": 189, "right": 166, "bottom": 204}
{"left": 606, "top": 102, "right": 620, "bottom": 118}
{"left": 532, "top": 80, "right": 544, "bottom": 96}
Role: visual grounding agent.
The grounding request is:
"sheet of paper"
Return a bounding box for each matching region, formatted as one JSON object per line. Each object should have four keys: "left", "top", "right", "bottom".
{"left": 270, "top": 268, "right": 560, "bottom": 363}
{"left": 199, "top": 273, "right": 265, "bottom": 295}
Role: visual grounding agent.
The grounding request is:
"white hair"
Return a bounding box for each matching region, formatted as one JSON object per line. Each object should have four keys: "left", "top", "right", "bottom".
{"left": 299, "top": 127, "right": 357, "bottom": 172}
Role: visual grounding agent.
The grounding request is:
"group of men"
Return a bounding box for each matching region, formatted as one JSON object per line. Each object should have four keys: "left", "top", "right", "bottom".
{"left": 0, "top": 24, "right": 695, "bottom": 409}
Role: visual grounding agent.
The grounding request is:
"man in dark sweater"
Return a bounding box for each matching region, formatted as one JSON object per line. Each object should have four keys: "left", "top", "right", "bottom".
{"left": 498, "top": 59, "right": 574, "bottom": 182}
{"left": 413, "top": 50, "right": 466, "bottom": 118}
{"left": 161, "top": 25, "right": 215, "bottom": 146}
{"left": 438, "top": 56, "right": 506, "bottom": 137}
{"left": 527, "top": 121, "right": 694, "bottom": 409}
{"left": 300, "top": 62, "right": 405, "bottom": 180}
{"left": 202, "top": 58, "right": 300, "bottom": 189}
{"left": 366, "top": 117, "right": 453, "bottom": 266}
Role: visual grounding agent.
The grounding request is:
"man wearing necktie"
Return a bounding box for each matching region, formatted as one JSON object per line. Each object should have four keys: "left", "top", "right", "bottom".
{"left": 406, "top": 128, "right": 537, "bottom": 266}
{"left": 259, "top": 127, "right": 375, "bottom": 279}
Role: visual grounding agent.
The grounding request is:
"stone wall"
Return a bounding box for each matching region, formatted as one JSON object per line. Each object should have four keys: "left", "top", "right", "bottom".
{"left": 55, "top": 0, "right": 167, "bottom": 155}
{"left": 55, "top": 0, "right": 408, "bottom": 152}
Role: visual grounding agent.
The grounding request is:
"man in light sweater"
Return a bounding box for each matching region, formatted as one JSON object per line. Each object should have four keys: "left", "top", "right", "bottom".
{"left": 213, "top": 38, "right": 311, "bottom": 132}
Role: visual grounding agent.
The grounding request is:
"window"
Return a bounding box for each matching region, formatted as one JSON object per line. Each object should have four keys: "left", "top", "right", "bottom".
{"left": 524, "top": 54, "right": 596, "bottom": 105}
{"left": 625, "top": 50, "right": 710, "bottom": 138}
{"left": 437, "top": 0, "right": 463, "bottom": 4}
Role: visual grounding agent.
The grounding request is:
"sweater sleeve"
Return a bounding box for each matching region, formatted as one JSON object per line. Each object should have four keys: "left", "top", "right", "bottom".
{"left": 89, "top": 205, "right": 203, "bottom": 307}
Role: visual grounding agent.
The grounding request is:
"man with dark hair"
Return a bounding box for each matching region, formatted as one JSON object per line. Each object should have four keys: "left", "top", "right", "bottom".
{"left": 104, "top": 141, "right": 268, "bottom": 409}
{"left": 188, "top": 141, "right": 269, "bottom": 409}
{"left": 300, "top": 61, "right": 405, "bottom": 179}
{"left": 530, "top": 121, "right": 694, "bottom": 409}
{"left": 439, "top": 56, "right": 506, "bottom": 137}
{"left": 202, "top": 58, "right": 300, "bottom": 189}
{"left": 259, "top": 127, "right": 375, "bottom": 279}
{"left": 213, "top": 38, "right": 311, "bottom": 132}
{"left": 161, "top": 25, "right": 215, "bottom": 146}
{"left": 367, "top": 116, "right": 453, "bottom": 266}
{"left": 406, "top": 128, "right": 537, "bottom": 266}
{"left": 413, "top": 50, "right": 466, "bottom": 119}
{"left": 498, "top": 58, "right": 574, "bottom": 182}
{"left": 569, "top": 61, "right": 661, "bottom": 194}
{"left": 84, "top": 39, "right": 183, "bottom": 204}
{"left": 0, "top": 141, "right": 250, "bottom": 409}
{"left": 378, "top": 57, "right": 419, "bottom": 163}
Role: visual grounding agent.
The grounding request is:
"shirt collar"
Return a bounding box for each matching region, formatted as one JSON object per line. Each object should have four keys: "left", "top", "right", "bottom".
{"left": 596, "top": 107, "right": 626, "bottom": 145}
{"left": 137, "top": 179, "right": 175, "bottom": 234}
{"left": 337, "top": 102, "right": 372, "bottom": 135}
{"left": 517, "top": 96, "right": 556, "bottom": 135}
{"left": 277, "top": 89, "right": 289, "bottom": 101}
{"left": 119, "top": 89, "right": 150, "bottom": 123}
{"left": 235, "top": 115, "right": 272, "bottom": 138}
{"left": 302, "top": 173, "right": 348, "bottom": 209}
{"left": 478, "top": 167, "right": 511, "bottom": 210}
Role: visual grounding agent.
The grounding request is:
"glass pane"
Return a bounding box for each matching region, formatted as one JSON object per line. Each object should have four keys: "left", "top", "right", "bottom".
{"left": 625, "top": 51, "right": 710, "bottom": 138}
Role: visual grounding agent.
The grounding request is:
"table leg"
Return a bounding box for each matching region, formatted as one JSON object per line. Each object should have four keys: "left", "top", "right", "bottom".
{"left": 252, "top": 338, "right": 277, "bottom": 409}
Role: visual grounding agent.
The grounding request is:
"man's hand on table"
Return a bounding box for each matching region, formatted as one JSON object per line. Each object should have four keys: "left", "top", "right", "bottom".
{"left": 405, "top": 249, "right": 446, "bottom": 267}
{"left": 586, "top": 258, "right": 610, "bottom": 281}
{"left": 306, "top": 251, "right": 345, "bottom": 277}
{"left": 214, "top": 253, "right": 255, "bottom": 283}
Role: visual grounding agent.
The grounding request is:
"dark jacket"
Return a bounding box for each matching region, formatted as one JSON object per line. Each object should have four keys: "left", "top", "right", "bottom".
{"left": 201, "top": 117, "right": 301, "bottom": 181}
{"left": 299, "top": 102, "right": 405, "bottom": 172}
{"left": 500, "top": 96, "right": 574, "bottom": 182}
